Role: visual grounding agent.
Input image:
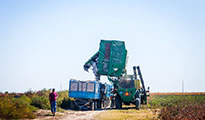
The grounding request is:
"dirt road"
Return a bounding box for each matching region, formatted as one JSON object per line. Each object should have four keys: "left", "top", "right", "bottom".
{"left": 34, "top": 107, "right": 159, "bottom": 120}
{"left": 61, "top": 110, "right": 103, "bottom": 120}
{"left": 34, "top": 109, "right": 104, "bottom": 120}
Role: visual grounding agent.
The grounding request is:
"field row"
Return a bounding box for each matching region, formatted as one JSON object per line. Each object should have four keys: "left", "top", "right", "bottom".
{"left": 150, "top": 92, "right": 205, "bottom": 96}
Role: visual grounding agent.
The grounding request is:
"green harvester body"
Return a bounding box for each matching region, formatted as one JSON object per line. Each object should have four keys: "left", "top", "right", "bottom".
{"left": 84, "top": 40, "right": 148, "bottom": 109}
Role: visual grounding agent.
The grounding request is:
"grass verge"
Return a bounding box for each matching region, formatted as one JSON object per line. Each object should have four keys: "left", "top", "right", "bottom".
{"left": 95, "top": 105, "right": 159, "bottom": 120}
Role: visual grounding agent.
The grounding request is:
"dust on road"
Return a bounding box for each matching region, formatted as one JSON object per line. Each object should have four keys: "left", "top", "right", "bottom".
{"left": 61, "top": 110, "right": 103, "bottom": 120}
{"left": 33, "top": 109, "right": 104, "bottom": 120}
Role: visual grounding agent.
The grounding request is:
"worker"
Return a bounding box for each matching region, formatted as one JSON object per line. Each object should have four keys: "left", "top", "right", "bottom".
{"left": 49, "top": 88, "right": 58, "bottom": 116}
{"left": 110, "top": 88, "right": 115, "bottom": 108}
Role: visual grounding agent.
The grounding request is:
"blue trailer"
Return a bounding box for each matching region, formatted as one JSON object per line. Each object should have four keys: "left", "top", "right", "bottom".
{"left": 69, "top": 79, "right": 112, "bottom": 110}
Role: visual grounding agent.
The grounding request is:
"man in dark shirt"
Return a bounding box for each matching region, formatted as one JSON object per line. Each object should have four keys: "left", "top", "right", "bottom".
{"left": 49, "top": 88, "right": 58, "bottom": 116}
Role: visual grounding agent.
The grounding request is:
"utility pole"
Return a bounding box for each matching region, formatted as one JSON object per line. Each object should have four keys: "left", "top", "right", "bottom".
{"left": 60, "top": 83, "right": 62, "bottom": 91}
{"left": 182, "top": 80, "right": 184, "bottom": 92}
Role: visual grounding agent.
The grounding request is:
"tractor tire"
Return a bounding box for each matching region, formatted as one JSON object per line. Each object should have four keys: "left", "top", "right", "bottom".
{"left": 116, "top": 96, "right": 122, "bottom": 109}
{"left": 135, "top": 98, "right": 140, "bottom": 110}
{"left": 141, "top": 96, "right": 144, "bottom": 104}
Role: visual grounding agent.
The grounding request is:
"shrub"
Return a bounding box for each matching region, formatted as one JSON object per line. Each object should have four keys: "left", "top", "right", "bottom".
{"left": 60, "top": 97, "right": 74, "bottom": 109}
{"left": 30, "top": 89, "right": 69, "bottom": 110}
{"left": 29, "top": 89, "right": 51, "bottom": 109}
{"left": 57, "top": 90, "right": 68, "bottom": 107}
{"left": 0, "top": 95, "right": 35, "bottom": 119}
{"left": 31, "top": 95, "right": 50, "bottom": 109}
{"left": 0, "top": 89, "right": 73, "bottom": 119}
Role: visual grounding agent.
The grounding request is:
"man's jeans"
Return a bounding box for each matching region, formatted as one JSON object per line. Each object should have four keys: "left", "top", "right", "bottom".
{"left": 50, "top": 101, "right": 56, "bottom": 113}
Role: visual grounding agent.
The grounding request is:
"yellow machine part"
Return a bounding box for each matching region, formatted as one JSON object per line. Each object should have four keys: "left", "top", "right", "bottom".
{"left": 135, "top": 79, "right": 141, "bottom": 89}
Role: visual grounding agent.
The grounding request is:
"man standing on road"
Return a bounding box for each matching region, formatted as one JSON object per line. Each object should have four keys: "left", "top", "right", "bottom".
{"left": 49, "top": 88, "right": 58, "bottom": 116}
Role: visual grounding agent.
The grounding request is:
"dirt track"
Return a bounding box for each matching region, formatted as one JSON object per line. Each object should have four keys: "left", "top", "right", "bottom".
{"left": 61, "top": 111, "right": 103, "bottom": 120}
{"left": 33, "top": 107, "right": 159, "bottom": 120}
{"left": 34, "top": 109, "right": 103, "bottom": 120}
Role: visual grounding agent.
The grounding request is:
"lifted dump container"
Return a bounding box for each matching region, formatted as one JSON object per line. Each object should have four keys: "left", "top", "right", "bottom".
{"left": 97, "top": 40, "right": 127, "bottom": 77}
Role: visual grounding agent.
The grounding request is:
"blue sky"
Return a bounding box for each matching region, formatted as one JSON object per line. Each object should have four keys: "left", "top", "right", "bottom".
{"left": 0, "top": 0, "right": 205, "bottom": 92}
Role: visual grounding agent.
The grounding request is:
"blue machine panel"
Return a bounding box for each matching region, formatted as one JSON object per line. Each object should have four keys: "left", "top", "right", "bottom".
{"left": 69, "top": 79, "right": 101, "bottom": 99}
{"left": 105, "top": 84, "right": 112, "bottom": 98}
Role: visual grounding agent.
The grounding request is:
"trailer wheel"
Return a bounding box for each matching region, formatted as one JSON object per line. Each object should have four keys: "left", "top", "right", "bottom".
{"left": 97, "top": 100, "right": 102, "bottom": 109}
{"left": 135, "top": 98, "right": 140, "bottom": 110}
{"left": 94, "top": 101, "right": 97, "bottom": 110}
{"left": 116, "top": 96, "right": 122, "bottom": 109}
{"left": 90, "top": 101, "right": 94, "bottom": 111}
{"left": 72, "top": 101, "right": 80, "bottom": 110}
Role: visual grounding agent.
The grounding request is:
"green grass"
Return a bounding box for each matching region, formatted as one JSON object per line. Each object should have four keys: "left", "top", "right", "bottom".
{"left": 149, "top": 95, "right": 205, "bottom": 120}
{"left": 96, "top": 105, "right": 159, "bottom": 120}
{"left": 149, "top": 95, "right": 205, "bottom": 108}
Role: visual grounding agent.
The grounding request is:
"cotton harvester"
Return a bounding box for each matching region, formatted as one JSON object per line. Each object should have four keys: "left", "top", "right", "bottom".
{"left": 83, "top": 40, "right": 149, "bottom": 109}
